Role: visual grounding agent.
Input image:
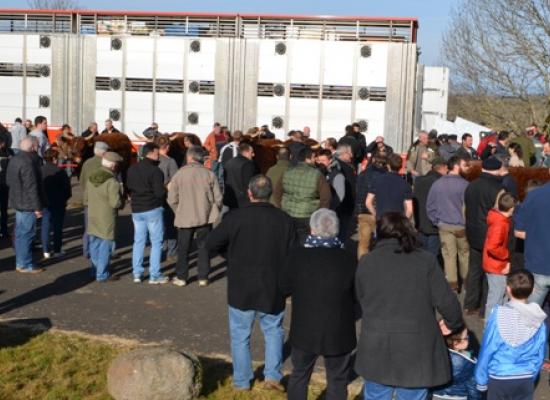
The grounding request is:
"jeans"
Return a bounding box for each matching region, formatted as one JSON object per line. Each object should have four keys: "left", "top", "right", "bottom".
{"left": 418, "top": 233, "right": 440, "bottom": 258}
{"left": 83, "top": 207, "right": 89, "bottom": 258}
{"left": 89, "top": 235, "right": 114, "bottom": 281}
{"left": 363, "top": 381, "right": 428, "bottom": 400}
{"left": 464, "top": 248, "right": 488, "bottom": 312}
{"left": 529, "top": 273, "right": 550, "bottom": 306}
{"left": 40, "top": 206, "right": 65, "bottom": 253}
{"left": 287, "top": 347, "right": 351, "bottom": 400}
{"left": 14, "top": 211, "right": 37, "bottom": 270}
{"left": 132, "top": 207, "right": 164, "bottom": 280}
{"left": 439, "top": 225, "right": 469, "bottom": 285}
{"left": 487, "top": 377, "right": 533, "bottom": 400}
{"left": 228, "top": 306, "right": 284, "bottom": 389}
{"left": 0, "top": 184, "right": 8, "bottom": 235}
{"left": 485, "top": 273, "right": 508, "bottom": 320}
{"left": 176, "top": 225, "right": 211, "bottom": 281}
{"left": 358, "top": 214, "right": 376, "bottom": 259}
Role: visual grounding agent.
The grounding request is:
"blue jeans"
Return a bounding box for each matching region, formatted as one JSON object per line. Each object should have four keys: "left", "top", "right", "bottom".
{"left": 529, "top": 273, "right": 550, "bottom": 306}
{"left": 419, "top": 233, "right": 440, "bottom": 258}
{"left": 15, "top": 211, "right": 37, "bottom": 270}
{"left": 485, "top": 273, "right": 508, "bottom": 320}
{"left": 41, "top": 206, "right": 65, "bottom": 253}
{"left": 228, "top": 306, "right": 285, "bottom": 389}
{"left": 132, "top": 207, "right": 164, "bottom": 280}
{"left": 89, "top": 235, "right": 114, "bottom": 281}
{"left": 83, "top": 207, "right": 89, "bottom": 258}
{"left": 364, "top": 381, "right": 428, "bottom": 400}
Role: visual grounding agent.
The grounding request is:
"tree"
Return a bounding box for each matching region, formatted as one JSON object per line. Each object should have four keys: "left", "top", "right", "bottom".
{"left": 27, "top": 0, "right": 81, "bottom": 9}
{"left": 442, "top": 0, "right": 550, "bottom": 132}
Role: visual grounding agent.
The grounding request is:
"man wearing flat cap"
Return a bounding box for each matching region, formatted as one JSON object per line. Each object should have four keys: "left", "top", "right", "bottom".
{"left": 80, "top": 141, "right": 110, "bottom": 258}
{"left": 84, "top": 151, "right": 123, "bottom": 282}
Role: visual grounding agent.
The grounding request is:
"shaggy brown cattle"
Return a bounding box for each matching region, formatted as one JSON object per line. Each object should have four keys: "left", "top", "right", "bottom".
{"left": 463, "top": 161, "right": 550, "bottom": 201}
{"left": 242, "top": 136, "right": 283, "bottom": 174}
{"left": 69, "top": 133, "right": 134, "bottom": 179}
{"left": 166, "top": 132, "right": 202, "bottom": 167}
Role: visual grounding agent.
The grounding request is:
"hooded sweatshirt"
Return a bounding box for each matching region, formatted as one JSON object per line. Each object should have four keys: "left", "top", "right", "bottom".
{"left": 475, "top": 300, "right": 547, "bottom": 391}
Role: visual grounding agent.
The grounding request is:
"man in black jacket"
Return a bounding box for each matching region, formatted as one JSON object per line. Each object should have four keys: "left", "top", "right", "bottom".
{"left": 413, "top": 157, "right": 447, "bottom": 257}
{"left": 282, "top": 208, "right": 356, "bottom": 400}
{"left": 126, "top": 142, "right": 168, "bottom": 284}
{"left": 223, "top": 142, "right": 256, "bottom": 209}
{"left": 464, "top": 157, "right": 504, "bottom": 314}
{"left": 206, "top": 175, "right": 297, "bottom": 392}
{"left": 6, "top": 137, "right": 44, "bottom": 273}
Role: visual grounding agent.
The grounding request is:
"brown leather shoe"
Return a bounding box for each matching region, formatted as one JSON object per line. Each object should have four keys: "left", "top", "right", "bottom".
{"left": 97, "top": 275, "right": 120, "bottom": 283}
{"left": 262, "top": 380, "right": 285, "bottom": 393}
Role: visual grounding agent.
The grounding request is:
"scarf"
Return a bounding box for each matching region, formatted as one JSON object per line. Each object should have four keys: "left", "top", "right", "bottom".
{"left": 304, "top": 235, "right": 343, "bottom": 249}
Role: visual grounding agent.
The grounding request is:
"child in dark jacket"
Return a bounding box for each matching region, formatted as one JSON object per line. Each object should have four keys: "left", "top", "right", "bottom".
{"left": 483, "top": 192, "right": 517, "bottom": 320}
{"left": 475, "top": 270, "right": 547, "bottom": 400}
{"left": 432, "top": 326, "right": 482, "bottom": 400}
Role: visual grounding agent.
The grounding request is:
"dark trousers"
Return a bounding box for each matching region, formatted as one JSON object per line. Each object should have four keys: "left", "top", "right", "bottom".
{"left": 42, "top": 206, "right": 65, "bottom": 253}
{"left": 0, "top": 184, "right": 8, "bottom": 235}
{"left": 287, "top": 347, "right": 351, "bottom": 400}
{"left": 419, "top": 233, "right": 441, "bottom": 258}
{"left": 464, "top": 247, "right": 488, "bottom": 311}
{"left": 176, "top": 225, "right": 211, "bottom": 281}
{"left": 488, "top": 378, "right": 534, "bottom": 400}
{"left": 293, "top": 218, "right": 310, "bottom": 246}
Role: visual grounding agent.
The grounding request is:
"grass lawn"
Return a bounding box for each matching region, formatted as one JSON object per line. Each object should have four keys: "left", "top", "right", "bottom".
{"left": 0, "top": 323, "right": 360, "bottom": 400}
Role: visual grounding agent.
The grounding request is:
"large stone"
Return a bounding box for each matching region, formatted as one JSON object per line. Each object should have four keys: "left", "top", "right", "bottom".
{"left": 107, "top": 347, "right": 201, "bottom": 400}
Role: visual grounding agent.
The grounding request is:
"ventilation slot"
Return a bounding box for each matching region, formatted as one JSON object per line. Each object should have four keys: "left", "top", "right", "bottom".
{"left": 125, "top": 78, "right": 154, "bottom": 92}
{"left": 289, "top": 84, "right": 320, "bottom": 99}
{"left": 156, "top": 79, "right": 184, "bottom": 93}
{"left": 322, "top": 85, "right": 352, "bottom": 100}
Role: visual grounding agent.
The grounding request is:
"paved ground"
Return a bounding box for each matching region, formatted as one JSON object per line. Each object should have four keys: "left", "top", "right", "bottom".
{"left": 1, "top": 180, "right": 550, "bottom": 397}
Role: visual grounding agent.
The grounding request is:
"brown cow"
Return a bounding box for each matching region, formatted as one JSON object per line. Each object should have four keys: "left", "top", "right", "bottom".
{"left": 165, "top": 132, "right": 202, "bottom": 167}
{"left": 462, "top": 161, "right": 550, "bottom": 201}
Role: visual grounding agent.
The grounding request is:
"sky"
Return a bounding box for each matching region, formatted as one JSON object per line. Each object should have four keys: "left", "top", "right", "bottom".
{"left": 1, "top": 0, "right": 454, "bottom": 65}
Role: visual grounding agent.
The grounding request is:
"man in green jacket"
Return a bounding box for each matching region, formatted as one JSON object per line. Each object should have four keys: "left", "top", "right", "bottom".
{"left": 79, "top": 141, "right": 109, "bottom": 258}
{"left": 84, "top": 152, "right": 123, "bottom": 282}
{"left": 266, "top": 147, "right": 290, "bottom": 205}
{"left": 273, "top": 147, "right": 331, "bottom": 244}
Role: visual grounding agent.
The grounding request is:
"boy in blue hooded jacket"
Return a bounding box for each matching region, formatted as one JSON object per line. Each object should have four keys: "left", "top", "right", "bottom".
{"left": 475, "top": 270, "right": 547, "bottom": 399}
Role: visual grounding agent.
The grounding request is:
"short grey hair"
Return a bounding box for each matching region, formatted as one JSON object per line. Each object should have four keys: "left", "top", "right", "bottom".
{"left": 94, "top": 141, "right": 109, "bottom": 156}
{"left": 19, "top": 137, "right": 33, "bottom": 152}
{"left": 187, "top": 145, "right": 205, "bottom": 163}
{"left": 309, "top": 208, "right": 339, "bottom": 238}
{"left": 335, "top": 144, "right": 352, "bottom": 156}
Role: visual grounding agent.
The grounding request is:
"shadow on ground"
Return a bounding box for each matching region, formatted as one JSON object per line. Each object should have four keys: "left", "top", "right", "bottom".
{"left": 0, "top": 317, "right": 52, "bottom": 348}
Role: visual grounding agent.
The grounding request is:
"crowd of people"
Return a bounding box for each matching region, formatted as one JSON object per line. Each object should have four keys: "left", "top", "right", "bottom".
{"left": 1, "top": 115, "right": 550, "bottom": 399}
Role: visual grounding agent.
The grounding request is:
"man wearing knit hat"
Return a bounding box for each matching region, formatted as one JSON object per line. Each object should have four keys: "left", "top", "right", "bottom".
{"left": 463, "top": 156, "right": 504, "bottom": 315}
{"left": 84, "top": 151, "right": 123, "bottom": 282}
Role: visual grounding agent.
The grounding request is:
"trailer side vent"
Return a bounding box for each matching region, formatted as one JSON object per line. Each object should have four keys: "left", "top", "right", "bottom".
{"left": 110, "top": 78, "right": 121, "bottom": 90}
{"left": 275, "top": 42, "right": 286, "bottom": 55}
{"left": 39, "top": 65, "right": 50, "bottom": 77}
{"left": 289, "top": 83, "right": 320, "bottom": 99}
{"left": 357, "top": 119, "right": 368, "bottom": 133}
{"left": 39, "top": 95, "right": 50, "bottom": 108}
{"left": 272, "top": 116, "right": 284, "bottom": 129}
{"left": 360, "top": 45, "right": 372, "bottom": 58}
{"left": 358, "top": 87, "right": 370, "bottom": 100}
{"left": 188, "top": 112, "right": 199, "bottom": 125}
{"left": 109, "top": 108, "right": 121, "bottom": 121}
{"left": 190, "top": 40, "right": 201, "bottom": 52}
{"left": 39, "top": 35, "right": 51, "bottom": 48}
{"left": 323, "top": 85, "right": 353, "bottom": 100}
{"left": 111, "top": 38, "right": 122, "bottom": 50}
{"left": 188, "top": 81, "right": 200, "bottom": 93}
{"left": 273, "top": 84, "right": 285, "bottom": 96}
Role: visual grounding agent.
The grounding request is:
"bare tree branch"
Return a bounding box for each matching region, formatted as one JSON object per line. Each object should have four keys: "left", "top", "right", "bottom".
{"left": 442, "top": 0, "right": 550, "bottom": 131}
{"left": 27, "top": 0, "right": 81, "bottom": 9}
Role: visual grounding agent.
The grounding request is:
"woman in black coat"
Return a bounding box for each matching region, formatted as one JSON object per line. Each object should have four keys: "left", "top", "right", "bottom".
{"left": 282, "top": 208, "right": 356, "bottom": 400}
{"left": 355, "top": 212, "right": 463, "bottom": 400}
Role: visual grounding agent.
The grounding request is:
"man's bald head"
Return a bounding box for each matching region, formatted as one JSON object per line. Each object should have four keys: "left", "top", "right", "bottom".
{"left": 20, "top": 137, "right": 33, "bottom": 152}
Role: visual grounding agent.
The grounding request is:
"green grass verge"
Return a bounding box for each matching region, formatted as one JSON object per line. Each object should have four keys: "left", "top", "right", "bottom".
{"left": 0, "top": 325, "right": 360, "bottom": 399}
